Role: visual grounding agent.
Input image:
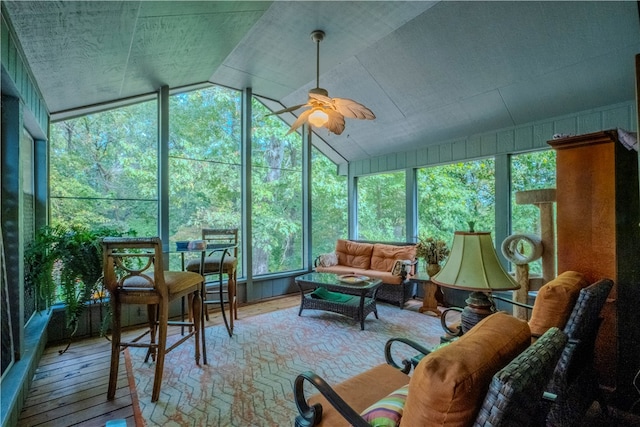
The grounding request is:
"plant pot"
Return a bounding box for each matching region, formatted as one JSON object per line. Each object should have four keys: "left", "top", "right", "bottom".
{"left": 427, "top": 263, "right": 441, "bottom": 278}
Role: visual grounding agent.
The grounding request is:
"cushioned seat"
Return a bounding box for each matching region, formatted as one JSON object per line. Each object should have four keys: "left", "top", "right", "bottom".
{"left": 293, "top": 312, "right": 547, "bottom": 427}
{"left": 307, "top": 364, "right": 409, "bottom": 427}
{"left": 546, "top": 278, "right": 613, "bottom": 426}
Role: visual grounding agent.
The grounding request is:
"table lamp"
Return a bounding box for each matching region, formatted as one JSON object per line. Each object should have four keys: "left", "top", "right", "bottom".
{"left": 431, "top": 230, "right": 520, "bottom": 333}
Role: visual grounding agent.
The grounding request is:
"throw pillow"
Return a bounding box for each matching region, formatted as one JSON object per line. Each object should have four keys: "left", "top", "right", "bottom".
{"left": 359, "top": 384, "right": 409, "bottom": 427}
{"left": 318, "top": 251, "right": 338, "bottom": 267}
{"left": 391, "top": 259, "right": 405, "bottom": 276}
{"left": 528, "top": 270, "right": 589, "bottom": 337}
{"left": 399, "top": 312, "right": 531, "bottom": 427}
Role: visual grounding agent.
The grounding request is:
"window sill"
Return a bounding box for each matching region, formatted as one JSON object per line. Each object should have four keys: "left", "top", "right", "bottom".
{"left": 1, "top": 309, "right": 52, "bottom": 427}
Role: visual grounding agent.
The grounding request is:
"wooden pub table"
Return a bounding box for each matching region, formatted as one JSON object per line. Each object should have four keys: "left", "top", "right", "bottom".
{"left": 295, "top": 272, "right": 382, "bottom": 330}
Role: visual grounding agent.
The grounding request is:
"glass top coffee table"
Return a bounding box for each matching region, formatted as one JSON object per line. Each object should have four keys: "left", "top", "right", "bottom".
{"left": 295, "top": 272, "right": 383, "bottom": 330}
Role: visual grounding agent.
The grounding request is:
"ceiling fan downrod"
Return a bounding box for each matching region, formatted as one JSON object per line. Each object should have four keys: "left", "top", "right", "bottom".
{"left": 310, "top": 30, "right": 327, "bottom": 96}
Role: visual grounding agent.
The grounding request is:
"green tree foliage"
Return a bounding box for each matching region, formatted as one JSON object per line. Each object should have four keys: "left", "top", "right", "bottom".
{"left": 511, "top": 150, "right": 556, "bottom": 235}
{"left": 417, "top": 159, "right": 496, "bottom": 245}
{"left": 49, "top": 83, "right": 556, "bottom": 281}
{"left": 357, "top": 172, "right": 406, "bottom": 241}
{"left": 49, "top": 101, "right": 158, "bottom": 235}
{"left": 169, "top": 87, "right": 242, "bottom": 241}
{"left": 251, "top": 99, "right": 303, "bottom": 274}
{"left": 510, "top": 150, "right": 557, "bottom": 274}
{"left": 311, "top": 147, "right": 348, "bottom": 256}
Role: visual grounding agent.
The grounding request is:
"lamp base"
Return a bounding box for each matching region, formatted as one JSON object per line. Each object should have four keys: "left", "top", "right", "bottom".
{"left": 460, "top": 291, "right": 495, "bottom": 333}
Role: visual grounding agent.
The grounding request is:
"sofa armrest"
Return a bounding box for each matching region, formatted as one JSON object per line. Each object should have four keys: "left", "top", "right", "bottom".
{"left": 293, "top": 371, "right": 370, "bottom": 427}
{"left": 384, "top": 337, "right": 433, "bottom": 374}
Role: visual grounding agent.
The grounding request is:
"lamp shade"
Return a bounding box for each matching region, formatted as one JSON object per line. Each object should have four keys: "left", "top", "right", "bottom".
{"left": 431, "top": 231, "right": 520, "bottom": 292}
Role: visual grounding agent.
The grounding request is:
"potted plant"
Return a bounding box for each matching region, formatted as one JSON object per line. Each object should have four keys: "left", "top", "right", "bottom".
{"left": 415, "top": 236, "right": 450, "bottom": 277}
{"left": 25, "top": 224, "right": 133, "bottom": 351}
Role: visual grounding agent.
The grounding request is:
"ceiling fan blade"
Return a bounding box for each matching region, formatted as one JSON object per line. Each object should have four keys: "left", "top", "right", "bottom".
{"left": 266, "top": 103, "right": 307, "bottom": 116}
{"left": 332, "top": 98, "right": 376, "bottom": 120}
{"left": 323, "top": 109, "right": 346, "bottom": 135}
{"left": 286, "top": 109, "right": 313, "bottom": 135}
{"left": 308, "top": 92, "right": 333, "bottom": 106}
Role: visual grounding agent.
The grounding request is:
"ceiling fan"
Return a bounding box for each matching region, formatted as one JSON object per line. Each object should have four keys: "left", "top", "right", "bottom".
{"left": 271, "top": 30, "right": 375, "bottom": 136}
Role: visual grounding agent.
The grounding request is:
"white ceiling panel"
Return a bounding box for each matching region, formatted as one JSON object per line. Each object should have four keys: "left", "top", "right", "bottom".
{"left": 3, "top": 1, "right": 639, "bottom": 163}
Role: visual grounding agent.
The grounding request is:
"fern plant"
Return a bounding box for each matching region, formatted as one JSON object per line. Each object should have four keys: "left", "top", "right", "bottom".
{"left": 25, "top": 224, "right": 134, "bottom": 342}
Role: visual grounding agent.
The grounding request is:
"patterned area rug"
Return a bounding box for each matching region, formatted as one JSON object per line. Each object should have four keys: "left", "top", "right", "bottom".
{"left": 128, "top": 303, "right": 444, "bottom": 426}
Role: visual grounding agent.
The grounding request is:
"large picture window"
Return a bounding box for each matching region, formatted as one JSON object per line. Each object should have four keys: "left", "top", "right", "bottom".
{"left": 169, "top": 87, "right": 242, "bottom": 274}
{"left": 510, "top": 150, "right": 556, "bottom": 274}
{"left": 357, "top": 171, "right": 406, "bottom": 241}
{"left": 311, "top": 147, "right": 347, "bottom": 256}
{"left": 417, "top": 159, "right": 496, "bottom": 245}
{"left": 50, "top": 100, "right": 158, "bottom": 235}
{"left": 251, "top": 99, "right": 303, "bottom": 275}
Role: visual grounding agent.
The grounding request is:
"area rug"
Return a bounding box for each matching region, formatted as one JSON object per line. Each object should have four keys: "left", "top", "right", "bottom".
{"left": 127, "top": 304, "right": 444, "bottom": 426}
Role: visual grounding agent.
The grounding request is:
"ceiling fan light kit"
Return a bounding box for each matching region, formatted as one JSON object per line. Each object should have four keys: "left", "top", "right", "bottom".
{"left": 308, "top": 109, "right": 329, "bottom": 127}
{"left": 272, "top": 30, "right": 375, "bottom": 136}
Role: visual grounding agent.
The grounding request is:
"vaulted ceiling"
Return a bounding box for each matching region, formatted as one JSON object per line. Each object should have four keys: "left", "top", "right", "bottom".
{"left": 3, "top": 1, "right": 639, "bottom": 164}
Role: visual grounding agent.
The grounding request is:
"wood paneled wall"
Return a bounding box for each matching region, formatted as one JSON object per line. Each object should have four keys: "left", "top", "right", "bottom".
{"left": 350, "top": 101, "right": 637, "bottom": 176}
{"left": 550, "top": 130, "right": 640, "bottom": 407}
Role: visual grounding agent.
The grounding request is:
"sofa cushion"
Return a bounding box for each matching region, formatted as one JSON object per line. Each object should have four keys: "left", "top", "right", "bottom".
{"left": 364, "top": 270, "right": 404, "bottom": 285}
{"left": 370, "top": 244, "right": 416, "bottom": 274}
{"left": 308, "top": 363, "right": 410, "bottom": 427}
{"left": 528, "top": 271, "right": 589, "bottom": 337}
{"left": 360, "top": 384, "right": 409, "bottom": 427}
{"left": 313, "top": 266, "right": 405, "bottom": 286}
{"left": 315, "top": 266, "right": 370, "bottom": 278}
{"left": 399, "top": 312, "right": 531, "bottom": 427}
{"left": 335, "top": 239, "right": 374, "bottom": 269}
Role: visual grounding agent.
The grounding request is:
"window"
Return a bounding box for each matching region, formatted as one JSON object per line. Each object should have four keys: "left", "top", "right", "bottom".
{"left": 510, "top": 150, "right": 556, "bottom": 274}
{"left": 50, "top": 100, "right": 158, "bottom": 234}
{"left": 311, "top": 147, "right": 347, "bottom": 256}
{"left": 169, "top": 87, "right": 242, "bottom": 274}
{"left": 251, "top": 99, "right": 303, "bottom": 275}
{"left": 21, "top": 130, "right": 36, "bottom": 321}
{"left": 357, "top": 171, "right": 406, "bottom": 241}
{"left": 417, "top": 159, "right": 496, "bottom": 245}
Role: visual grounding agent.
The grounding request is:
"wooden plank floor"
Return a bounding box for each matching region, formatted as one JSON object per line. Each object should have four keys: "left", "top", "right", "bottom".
{"left": 19, "top": 296, "right": 636, "bottom": 426}
{"left": 17, "top": 294, "right": 304, "bottom": 427}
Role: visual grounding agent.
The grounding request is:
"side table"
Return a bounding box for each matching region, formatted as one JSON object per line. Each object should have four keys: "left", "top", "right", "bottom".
{"left": 412, "top": 272, "right": 441, "bottom": 317}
